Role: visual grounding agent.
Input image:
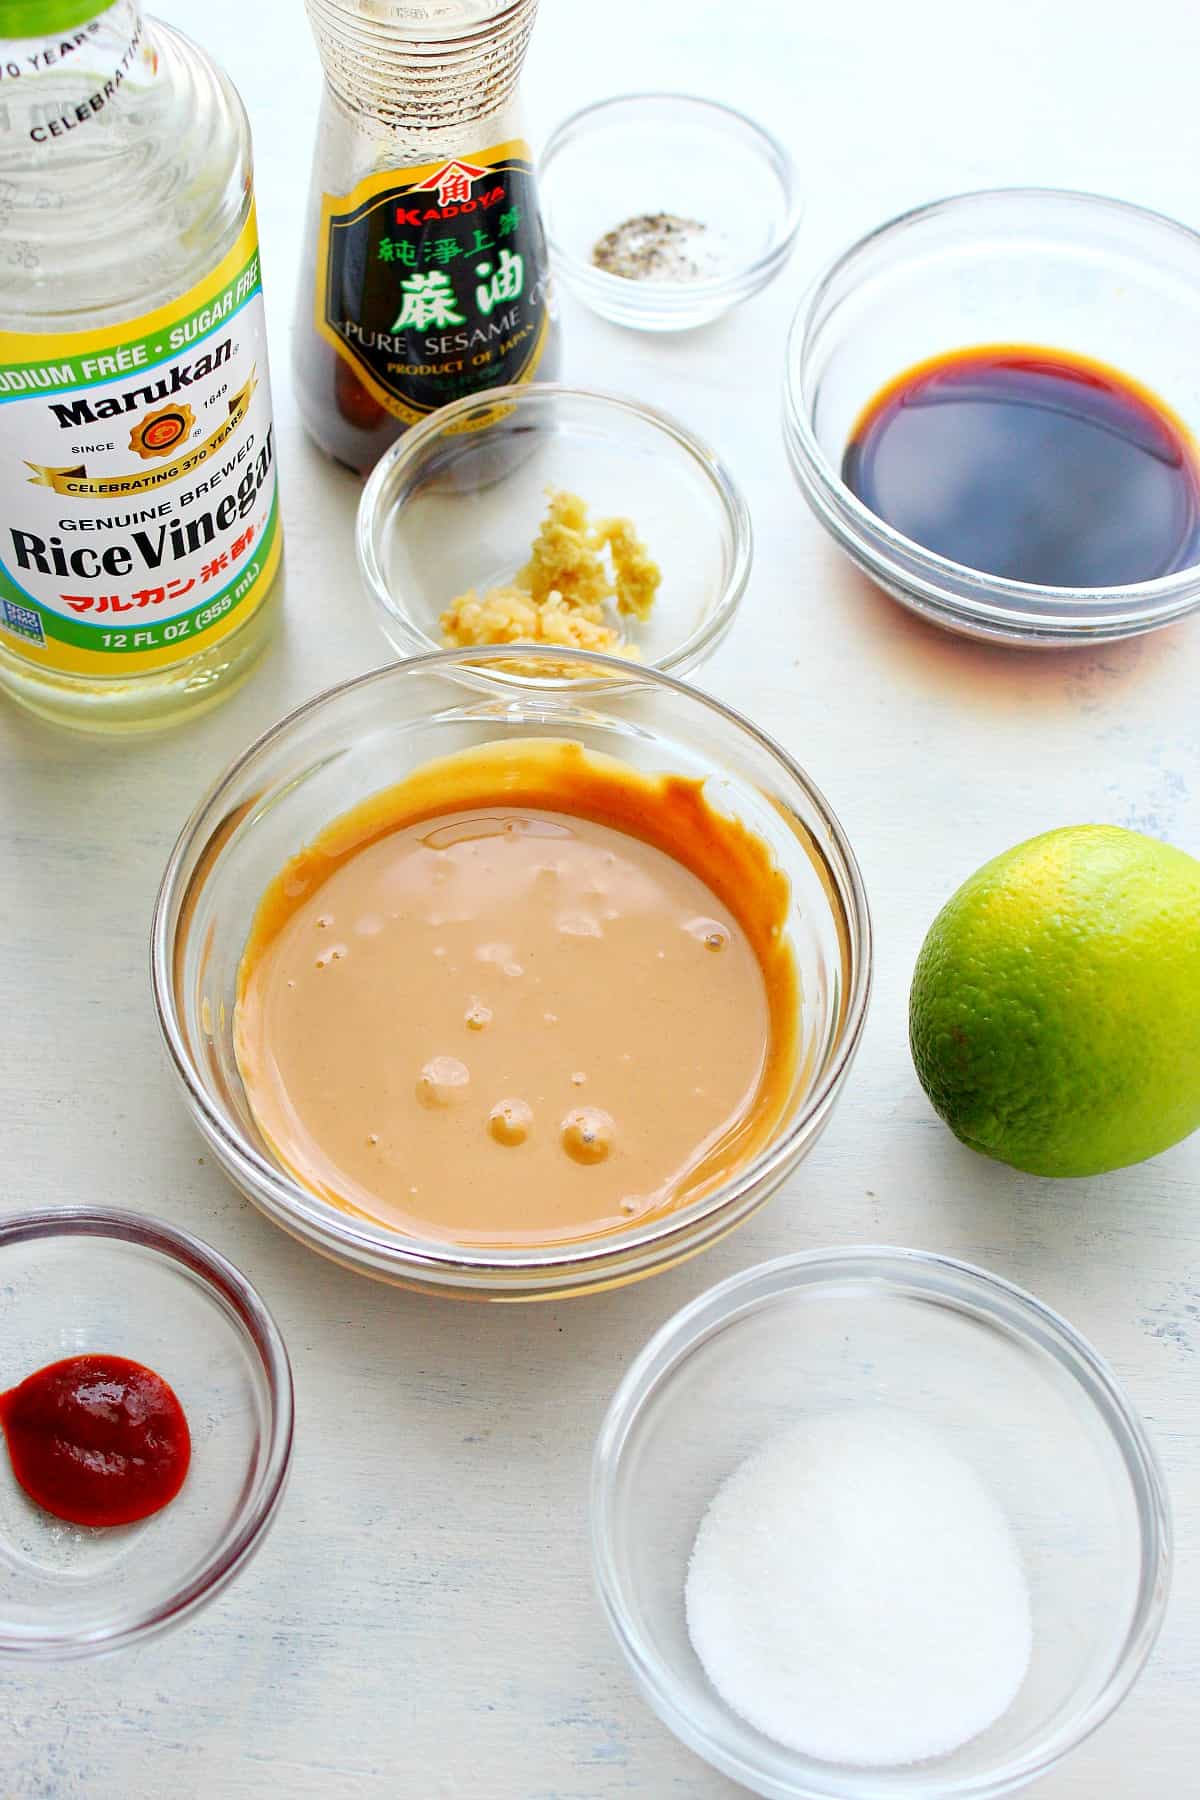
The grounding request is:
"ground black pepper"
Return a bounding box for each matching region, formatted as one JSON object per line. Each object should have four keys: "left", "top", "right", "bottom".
{"left": 592, "top": 213, "right": 719, "bottom": 282}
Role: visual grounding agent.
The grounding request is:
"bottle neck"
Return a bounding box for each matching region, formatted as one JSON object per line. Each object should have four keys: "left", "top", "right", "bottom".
{"left": 0, "top": 1, "right": 147, "bottom": 152}
{"left": 306, "top": 0, "right": 539, "bottom": 132}
{"left": 0, "top": 0, "right": 141, "bottom": 45}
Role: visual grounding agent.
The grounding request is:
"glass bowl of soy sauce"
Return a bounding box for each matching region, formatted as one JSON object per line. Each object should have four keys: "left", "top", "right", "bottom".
{"left": 784, "top": 188, "right": 1200, "bottom": 645}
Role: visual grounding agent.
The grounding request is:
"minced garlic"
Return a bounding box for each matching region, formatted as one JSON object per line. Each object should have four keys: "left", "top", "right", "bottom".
{"left": 439, "top": 488, "right": 661, "bottom": 658}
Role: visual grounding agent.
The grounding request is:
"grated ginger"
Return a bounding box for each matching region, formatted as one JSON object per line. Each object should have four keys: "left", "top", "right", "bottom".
{"left": 440, "top": 488, "right": 661, "bottom": 660}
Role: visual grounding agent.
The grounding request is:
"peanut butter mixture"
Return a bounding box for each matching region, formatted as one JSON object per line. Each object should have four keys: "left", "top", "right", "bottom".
{"left": 234, "top": 740, "right": 796, "bottom": 1249}
{"left": 439, "top": 489, "right": 661, "bottom": 658}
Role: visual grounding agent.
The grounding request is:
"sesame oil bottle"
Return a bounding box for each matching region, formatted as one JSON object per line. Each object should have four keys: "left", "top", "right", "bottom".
{"left": 295, "top": 0, "right": 559, "bottom": 475}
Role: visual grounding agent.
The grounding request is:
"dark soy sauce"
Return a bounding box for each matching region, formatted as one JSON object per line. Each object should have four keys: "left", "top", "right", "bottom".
{"left": 842, "top": 346, "right": 1200, "bottom": 588}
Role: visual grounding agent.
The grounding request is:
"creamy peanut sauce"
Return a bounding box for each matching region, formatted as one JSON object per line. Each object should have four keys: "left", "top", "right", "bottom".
{"left": 234, "top": 739, "right": 797, "bottom": 1248}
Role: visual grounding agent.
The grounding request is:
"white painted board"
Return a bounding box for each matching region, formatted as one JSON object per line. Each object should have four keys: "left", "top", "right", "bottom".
{"left": 2, "top": 0, "right": 1198, "bottom": 1792}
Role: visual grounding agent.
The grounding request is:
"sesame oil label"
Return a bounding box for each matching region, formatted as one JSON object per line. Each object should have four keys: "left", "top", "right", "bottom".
{"left": 0, "top": 209, "right": 280, "bottom": 677}
{"left": 316, "top": 139, "right": 553, "bottom": 425}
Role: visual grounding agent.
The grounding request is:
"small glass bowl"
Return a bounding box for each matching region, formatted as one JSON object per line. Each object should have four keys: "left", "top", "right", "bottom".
{"left": 151, "top": 646, "right": 871, "bottom": 1302}
{"left": 785, "top": 187, "right": 1200, "bottom": 644}
{"left": 357, "top": 384, "right": 751, "bottom": 685}
{"left": 539, "top": 94, "right": 802, "bottom": 332}
{"left": 0, "top": 1208, "right": 293, "bottom": 1659}
{"left": 592, "top": 1248, "right": 1171, "bottom": 1798}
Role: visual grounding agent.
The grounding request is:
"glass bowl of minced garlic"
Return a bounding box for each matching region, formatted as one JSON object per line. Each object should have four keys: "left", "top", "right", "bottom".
{"left": 357, "top": 384, "right": 751, "bottom": 685}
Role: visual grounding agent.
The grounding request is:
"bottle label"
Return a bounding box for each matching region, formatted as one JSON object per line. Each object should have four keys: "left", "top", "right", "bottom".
{"left": 0, "top": 207, "right": 281, "bottom": 677}
{"left": 316, "top": 139, "right": 553, "bottom": 426}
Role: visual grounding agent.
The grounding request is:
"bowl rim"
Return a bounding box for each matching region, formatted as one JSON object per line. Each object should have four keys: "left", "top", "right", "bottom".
{"left": 0, "top": 1205, "right": 294, "bottom": 1661}
{"left": 150, "top": 645, "right": 872, "bottom": 1286}
{"left": 356, "top": 381, "right": 754, "bottom": 688}
{"left": 784, "top": 184, "right": 1200, "bottom": 635}
{"left": 538, "top": 90, "right": 805, "bottom": 300}
{"left": 590, "top": 1244, "right": 1173, "bottom": 1799}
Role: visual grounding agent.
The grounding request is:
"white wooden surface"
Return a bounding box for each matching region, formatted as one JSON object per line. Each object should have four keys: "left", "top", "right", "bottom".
{"left": 3, "top": 0, "right": 1199, "bottom": 1793}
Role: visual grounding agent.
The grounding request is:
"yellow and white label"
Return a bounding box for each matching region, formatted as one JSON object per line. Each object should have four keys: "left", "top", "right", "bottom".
{"left": 0, "top": 208, "right": 281, "bottom": 676}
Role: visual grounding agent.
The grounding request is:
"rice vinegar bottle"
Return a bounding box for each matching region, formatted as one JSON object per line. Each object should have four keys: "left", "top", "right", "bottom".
{"left": 0, "top": 0, "right": 282, "bottom": 730}
{"left": 296, "top": 0, "right": 560, "bottom": 475}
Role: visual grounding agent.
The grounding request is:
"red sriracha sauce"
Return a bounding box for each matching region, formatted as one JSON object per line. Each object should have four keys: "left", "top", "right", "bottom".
{"left": 0, "top": 1354, "right": 191, "bottom": 1527}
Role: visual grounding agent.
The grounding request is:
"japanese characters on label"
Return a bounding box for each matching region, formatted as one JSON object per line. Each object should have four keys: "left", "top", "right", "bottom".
{"left": 318, "top": 145, "right": 554, "bottom": 423}
{"left": 0, "top": 219, "right": 281, "bottom": 677}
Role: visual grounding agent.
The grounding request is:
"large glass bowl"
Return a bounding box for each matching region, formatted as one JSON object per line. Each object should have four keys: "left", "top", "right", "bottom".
{"left": 0, "top": 1208, "right": 293, "bottom": 1660}
{"left": 151, "top": 647, "right": 871, "bottom": 1301}
{"left": 592, "top": 1249, "right": 1171, "bottom": 1798}
{"left": 784, "top": 188, "right": 1200, "bottom": 644}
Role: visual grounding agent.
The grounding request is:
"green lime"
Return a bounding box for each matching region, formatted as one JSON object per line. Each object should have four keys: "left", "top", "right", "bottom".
{"left": 909, "top": 825, "right": 1200, "bottom": 1177}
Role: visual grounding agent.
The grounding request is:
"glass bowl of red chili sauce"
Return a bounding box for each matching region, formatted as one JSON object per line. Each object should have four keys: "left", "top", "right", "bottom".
{"left": 0, "top": 1208, "right": 293, "bottom": 1659}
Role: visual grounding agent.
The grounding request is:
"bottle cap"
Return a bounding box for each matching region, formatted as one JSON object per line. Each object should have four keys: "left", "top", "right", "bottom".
{"left": 0, "top": 0, "right": 108, "bottom": 36}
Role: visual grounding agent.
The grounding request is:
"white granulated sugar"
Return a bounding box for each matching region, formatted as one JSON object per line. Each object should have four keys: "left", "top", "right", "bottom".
{"left": 685, "top": 1408, "right": 1033, "bottom": 1766}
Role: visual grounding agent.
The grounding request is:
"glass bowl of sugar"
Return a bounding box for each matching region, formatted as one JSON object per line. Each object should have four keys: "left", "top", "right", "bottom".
{"left": 591, "top": 1247, "right": 1170, "bottom": 1798}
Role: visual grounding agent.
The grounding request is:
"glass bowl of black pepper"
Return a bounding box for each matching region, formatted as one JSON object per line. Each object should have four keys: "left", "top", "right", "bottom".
{"left": 785, "top": 187, "right": 1200, "bottom": 645}
{"left": 539, "top": 93, "right": 803, "bottom": 332}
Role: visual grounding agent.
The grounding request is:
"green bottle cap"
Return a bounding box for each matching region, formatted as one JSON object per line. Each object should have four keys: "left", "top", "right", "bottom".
{"left": 0, "top": 0, "right": 109, "bottom": 37}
